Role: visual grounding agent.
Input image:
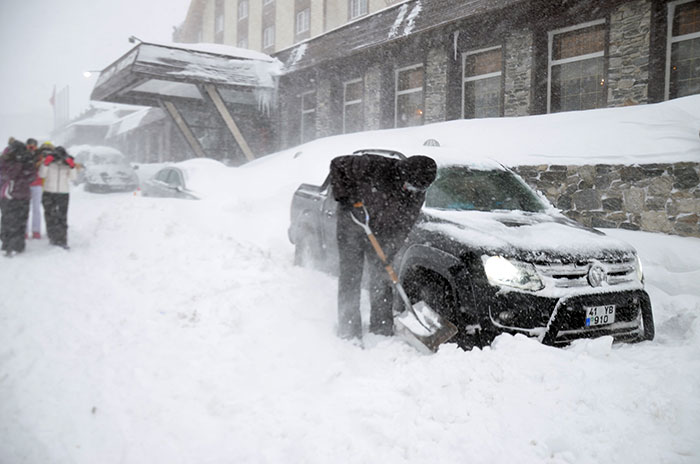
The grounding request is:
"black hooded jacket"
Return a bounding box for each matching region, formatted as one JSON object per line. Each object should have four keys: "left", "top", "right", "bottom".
{"left": 330, "top": 154, "right": 435, "bottom": 244}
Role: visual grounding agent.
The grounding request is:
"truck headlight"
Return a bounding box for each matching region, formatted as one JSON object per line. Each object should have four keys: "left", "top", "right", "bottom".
{"left": 634, "top": 254, "right": 644, "bottom": 284}
{"left": 482, "top": 255, "right": 544, "bottom": 292}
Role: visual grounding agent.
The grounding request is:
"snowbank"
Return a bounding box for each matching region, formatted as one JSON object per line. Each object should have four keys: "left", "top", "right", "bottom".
{"left": 1, "top": 97, "right": 699, "bottom": 464}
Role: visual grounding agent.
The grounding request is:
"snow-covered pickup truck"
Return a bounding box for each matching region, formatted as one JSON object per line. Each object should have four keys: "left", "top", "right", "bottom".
{"left": 288, "top": 148, "right": 655, "bottom": 349}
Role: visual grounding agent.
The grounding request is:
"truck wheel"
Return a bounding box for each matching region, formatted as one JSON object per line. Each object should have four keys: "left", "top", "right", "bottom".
{"left": 407, "top": 269, "right": 479, "bottom": 350}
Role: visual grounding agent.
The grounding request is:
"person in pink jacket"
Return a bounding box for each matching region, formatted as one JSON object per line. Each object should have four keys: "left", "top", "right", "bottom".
{"left": 25, "top": 138, "right": 44, "bottom": 239}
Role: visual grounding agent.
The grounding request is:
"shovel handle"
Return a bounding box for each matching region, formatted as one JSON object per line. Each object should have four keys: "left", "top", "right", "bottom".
{"left": 349, "top": 209, "right": 430, "bottom": 331}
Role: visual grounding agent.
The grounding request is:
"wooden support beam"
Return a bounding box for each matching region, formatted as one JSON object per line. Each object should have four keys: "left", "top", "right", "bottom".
{"left": 204, "top": 84, "right": 255, "bottom": 162}
{"left": 161, "top": 100, "right": 207, "bottom": 159}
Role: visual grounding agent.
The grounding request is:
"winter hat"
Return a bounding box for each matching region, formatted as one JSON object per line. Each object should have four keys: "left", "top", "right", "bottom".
{"left": 398, "top": 155, "right": 437, "bottom": 190}
{"left": 54, "top": 146, "right": 68, "bottom": 158}
{"left": 40, "top": 141, "right": 55, "bottom": 150}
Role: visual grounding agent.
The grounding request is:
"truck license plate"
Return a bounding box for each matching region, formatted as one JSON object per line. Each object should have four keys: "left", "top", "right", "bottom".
{"left": 585, "top": 304, "right": 616, "bottom": 327}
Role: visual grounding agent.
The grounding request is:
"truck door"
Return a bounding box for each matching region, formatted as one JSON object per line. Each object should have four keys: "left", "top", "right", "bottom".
{"left": 320, "top": 178, "right": 339, "bottom": 270}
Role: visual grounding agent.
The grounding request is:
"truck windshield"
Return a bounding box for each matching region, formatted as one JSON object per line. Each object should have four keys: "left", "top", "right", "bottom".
{"left": 425, "top": 166, "right": 547, "bottom": 212}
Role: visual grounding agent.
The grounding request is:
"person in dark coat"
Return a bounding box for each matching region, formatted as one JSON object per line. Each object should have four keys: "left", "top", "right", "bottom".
{"left": 0, "top": 140, "right": 37, "bottom": 256}
{"left": 330, "top": 153, "right": 437, "bottom": 341}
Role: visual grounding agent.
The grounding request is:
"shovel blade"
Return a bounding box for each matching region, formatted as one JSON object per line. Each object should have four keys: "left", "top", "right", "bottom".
{"left": 394, "top": 301, "right": 458, "bottom": 354}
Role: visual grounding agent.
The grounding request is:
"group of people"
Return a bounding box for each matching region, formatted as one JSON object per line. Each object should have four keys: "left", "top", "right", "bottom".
{"left": 0, "top": 137, "right": 77, "bottom": 257}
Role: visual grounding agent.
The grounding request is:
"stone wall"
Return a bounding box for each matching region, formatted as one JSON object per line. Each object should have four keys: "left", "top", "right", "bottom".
{"left": 607, "top": 0, "right": 651, "bottom": 106}
{"left": 315, "top": 77, "right": 333, "bottom": 138}
{"left": 504, "top": 29, "right": 533, "bottom": 117}
{"left": 514, "top": 162, "right": 700, "bottom": 237}
{"left": 425, "top": 47, "right": 448, "bottom": 124}
{"left": 364, "top": 64, "right": 382, "bottom": 131}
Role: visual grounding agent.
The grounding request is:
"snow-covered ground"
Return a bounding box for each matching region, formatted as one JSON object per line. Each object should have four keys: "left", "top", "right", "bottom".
{"left": 1, "top": 97, "right": 700, "bottom": 463}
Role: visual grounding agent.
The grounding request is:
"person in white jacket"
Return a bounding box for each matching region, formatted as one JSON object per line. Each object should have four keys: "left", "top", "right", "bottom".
{"left": 38, "top": 146, "right": 77, "bottom": 249}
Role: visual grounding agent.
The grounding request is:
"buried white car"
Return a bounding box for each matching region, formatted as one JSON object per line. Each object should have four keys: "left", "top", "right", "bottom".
{"left": 69, "top": 145, "right": 139, "bottom": 193}
{"left": 141, "top": 158, "right": 232, "bottom": 200}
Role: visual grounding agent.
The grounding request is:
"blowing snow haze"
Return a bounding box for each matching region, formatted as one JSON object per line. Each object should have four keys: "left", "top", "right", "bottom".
{"left": 0, "top": 0, "right": 191, "bottom": 143}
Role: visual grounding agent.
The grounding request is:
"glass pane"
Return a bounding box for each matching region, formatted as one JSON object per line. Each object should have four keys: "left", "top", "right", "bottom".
{"left": 673, "top": 1, "right": 700, "bottom": 36}
{"left": 425, "top": 167, "right": 547, "bottom": 212}
{"left": 550, "top": 57, "right": 605, "bottom": 112}
{"left": 396, "top": 91, "right": 423, "bottom": 128}
{"left": 553, "top": 24, "right": 605, "bottom": 60}
{"left": 302, "top": 92, "right": 316, "bottom": 111}
{"left": 302, "top": 112, "right": 316, "bottom": 142}
{"left": 670, "top": 37, "right": 700, "bottom": 98}
{"left": 397, "top": 67, "right": 423, "bottom": 92}
{"left": 156, "top": 170, "right": 170, "bottom": 182}
{"left": 344, "top": 103, "right": 363, "bottom": 134}
{"left": 464, "top": 76, "right": 502, "bottom": 118}
{"left": 344, "top": 81, "right": 363, "bottom": 102}
{"left": 465, "top": 48, "right": 502, "bottom": 77}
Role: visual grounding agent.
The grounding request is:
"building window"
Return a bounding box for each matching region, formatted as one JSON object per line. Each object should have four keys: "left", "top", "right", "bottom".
{"left": 238, "top": 0, "right": 248, "bottom": 20}
{"left": 263, "top": 26, "right": 275, "bottom": 49}
{"left": 214, "top": 0, "right": 225, "bottom": 44}
{"left": 264, "top": 0, "right": 274, "bottom": 4}
{"left": 296, "top": 8, "right": 310, "bottom": 34}
{"left": 237, "top": 37, "right": 248, "bottom": 48}
{"left": 548, "top": 20, "right": 607, "bottom": 113}
{"left": 301, "top": 91, "right": 316, "bottom": 143}
{"left": 667, "top": 0, "right": 700, "bottom": 99}
{"left": 395, "top": 64, "right": 424, "bottom": 128}
{"left": 462, "top": 46, "right": 503, "bottom": 118}
{"left": 343, "top": 79, "right": 363, "bottom": 133}
{"left": 349, "top": 0, "right": 368, "bottom": 20}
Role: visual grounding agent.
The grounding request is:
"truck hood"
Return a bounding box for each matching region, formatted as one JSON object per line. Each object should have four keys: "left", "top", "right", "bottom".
{"left": 421, "top": 208, "right": 637, "bottom": 263}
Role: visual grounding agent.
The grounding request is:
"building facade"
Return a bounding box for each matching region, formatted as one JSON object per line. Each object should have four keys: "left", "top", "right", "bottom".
{"left": 174, "top": 0, "right": 699, "bottom": 150}
{"left": 174, "top": 0, "right": 405, "bottom": 53}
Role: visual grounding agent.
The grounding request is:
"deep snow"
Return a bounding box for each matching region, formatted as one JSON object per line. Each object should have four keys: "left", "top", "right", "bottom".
{"left": 1, "top": 97, "right": 700, "bottom": 463}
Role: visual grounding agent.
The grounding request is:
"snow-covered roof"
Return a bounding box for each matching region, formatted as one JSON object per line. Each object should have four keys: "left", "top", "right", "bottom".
{"left": 65, "top": 105, "right": 143, "bottom": 128}
{"left": 106, "top": 107, "right": 165, "bottom": 138}
{"left": 146, "top": 40, "right": 277, "bottom": 63}
{"left": 92, "top": 41, "right": 282, "bottom": 108}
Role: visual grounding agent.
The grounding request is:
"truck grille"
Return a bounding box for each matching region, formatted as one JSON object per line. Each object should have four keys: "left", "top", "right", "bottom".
{"left": 535, "top": 258, "right": 637, "bottom": 288}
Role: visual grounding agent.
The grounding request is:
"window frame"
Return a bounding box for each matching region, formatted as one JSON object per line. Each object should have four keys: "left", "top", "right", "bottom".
{"left": 300, "top": 90, "right": 316, "bottom": 143}
{"left": 547, "top": 18, "right": 607, "bottom": 114}
{"left": 238, "top": 0, "right": 248, "bottom": 20}
{"left": 394, "top": 63, "right": 424, "bottom": 128}
{"left": 665, "top": 0, "right": 700, "bottom": 99}
{"left": 461, "top": 45, "right": 503, "bottom": 119}
{"left": 349, "top": 0, "right": 368, "bottom": 20}
{"left": 343, "top": 78, "right": 364, "bottom": 134}
{"left": 263, "top": 25, "right": 275, "bottom": 49}
{"left": 296, "top": 8, "right": 310, "bottom": 34}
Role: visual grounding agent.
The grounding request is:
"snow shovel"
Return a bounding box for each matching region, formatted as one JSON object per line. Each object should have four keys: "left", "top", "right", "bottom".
{"left": 350, "top": 205, "right": 458, "bottom": 354}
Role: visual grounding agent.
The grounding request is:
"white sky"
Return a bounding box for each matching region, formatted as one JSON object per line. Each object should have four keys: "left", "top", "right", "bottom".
{"left": 0, "top": 0, "right": 192, "bottom": 143}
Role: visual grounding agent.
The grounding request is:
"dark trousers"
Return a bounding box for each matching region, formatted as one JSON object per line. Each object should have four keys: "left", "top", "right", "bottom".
{"left": 42, "top": 192, "right": 70, "bottom": 246}
{"left": 336, "top": 208, "right": 396, "bottom": 339}
{"left": 0, "top": 198, "right": 30, "bottom": 253}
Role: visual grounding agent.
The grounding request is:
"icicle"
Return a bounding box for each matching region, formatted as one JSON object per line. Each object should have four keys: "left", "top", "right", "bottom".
{"left": 453, "top": 31, "right": 460, "bottom": 61}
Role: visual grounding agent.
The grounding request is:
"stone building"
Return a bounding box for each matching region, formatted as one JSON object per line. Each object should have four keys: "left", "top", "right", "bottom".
{"left": 270, "top": 0, "right": 699, "bottom": 147}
